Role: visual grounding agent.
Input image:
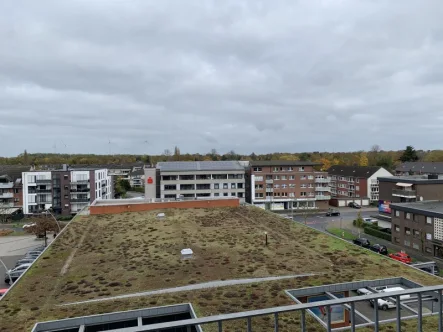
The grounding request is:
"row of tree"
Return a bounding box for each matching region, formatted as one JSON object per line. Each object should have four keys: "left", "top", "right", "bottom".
{"left": 0, "top": 145, "right": 427, "bottom": 172}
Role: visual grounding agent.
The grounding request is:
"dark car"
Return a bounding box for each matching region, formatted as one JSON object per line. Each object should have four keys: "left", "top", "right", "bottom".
{"left": 353, "top": 237, "right": 370, "bottom": 248}
{"left": 348, "top": 202, "right": 361, "bottom": 209}
{"left": 418, "top": 265, "right": 440, "bottom": 276}
{"left": 369, "top": 244, "right": 388, "bottom": 255}
{"left": 326, "top": 209, "right": 340, "bottom": 216}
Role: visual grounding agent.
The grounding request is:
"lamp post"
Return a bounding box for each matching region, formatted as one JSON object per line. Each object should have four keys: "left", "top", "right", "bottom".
{"left": 264, "top": 232, "right": 268, "bottom": 246}
{"left": 43, "top": 209, "right": 61, "bottom": 233}
{"left": 0, "top": 257, "right": 12, "bottom": 285}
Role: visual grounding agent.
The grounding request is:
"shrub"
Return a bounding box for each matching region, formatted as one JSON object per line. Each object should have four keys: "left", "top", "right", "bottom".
{"left": 364, "top": 226, "right": 392, "bottom": 241}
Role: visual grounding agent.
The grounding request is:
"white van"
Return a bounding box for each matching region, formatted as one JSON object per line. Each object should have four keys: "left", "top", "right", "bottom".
{"left": 370, "top": 287, "right": 410, "bottom": 310}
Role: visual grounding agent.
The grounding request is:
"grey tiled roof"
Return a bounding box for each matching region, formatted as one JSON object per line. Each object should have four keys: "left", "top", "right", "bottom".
{"left": 390, "top": 200, "right": 443, "bottom": 216}
{"left": 157, "top": 161, "right": 244, "bottom": 172}
{"left": 327, "top": 165, "right": 382, "bottom": 178}
{"left": 250, "top": 160, "right": 321, "bottom": 167}
{"left": 396, "top": 162, "right": 443, "bottom": 174}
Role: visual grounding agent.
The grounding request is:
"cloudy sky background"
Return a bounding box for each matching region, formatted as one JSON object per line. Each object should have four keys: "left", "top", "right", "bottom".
{"left": 1, "top": 0, "right": 443, "bottom": 156}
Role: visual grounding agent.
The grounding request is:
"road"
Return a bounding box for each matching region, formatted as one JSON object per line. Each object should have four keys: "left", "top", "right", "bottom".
{"left": 0, "top": 236, "right": 47, "bottom": 289}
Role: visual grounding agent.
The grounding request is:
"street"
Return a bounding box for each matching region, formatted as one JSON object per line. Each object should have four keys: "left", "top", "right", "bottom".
{"left": 0, "top": 236, "right": 47, "bottom": 289}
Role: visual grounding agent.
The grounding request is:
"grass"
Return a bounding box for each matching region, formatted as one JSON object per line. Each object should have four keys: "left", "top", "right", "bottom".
{"left": 327, "top": 227, "right": 356, "bottom": 240}
{"left": 0, "top": 206, "right": 442, "bottom": 332}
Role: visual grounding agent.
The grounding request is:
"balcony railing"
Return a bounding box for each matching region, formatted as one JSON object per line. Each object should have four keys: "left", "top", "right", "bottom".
{"left": 0, "top": 183, "right": 13, "bottom": 189}
{"left": 0, "top": 192, "right": 13, "bottom": 198}
{"left": 315, "top": 195, "right": 331, "bottom": 200}
{"left": 315, "top": 187, "right": 330, "bottom": 192}
{"left": 70, "top": 189, "right": 90, "bottom": 193}
{"left": 392, "top": 189, "right": 416, "bottom": 198}
{"left": 315, "top": 178, "right": 330, "bottom": 183}
{"left": 71, "top": 198, "right": 90, "bottom": 202}
{"left": 0, "top": 202, "right": 14, "bottom": 208}
{"left": 265, "top": 179, "right": 273, "bottom": 184}
{"left": 71, "top": 180, "right": 90, "bottom": 184}
{"left": 35, "top": 189, "right": 52, "bottom": 193}
{"left": 35, "top": 179, "right": 52, "bottom": 184}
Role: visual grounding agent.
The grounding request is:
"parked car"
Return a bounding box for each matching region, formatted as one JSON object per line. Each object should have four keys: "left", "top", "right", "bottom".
{"left": 357, "top": 285, "right": 388, "bottom": 296}
{"left": 24, "top": 252, "right": 40, "bottom": 259}
{"left": 26, "top": 250, "right": 43, "bottom": 256}
{"left": 326, "top": 209, "right": 340, "bottom": 216}
{"left": 15, "top": 258, "right": 36, "bottom": 267}
{"left": 353, "top": 238, "right": 370, "bottom": 248}
{"left": 389, "top": 252, "right": 412, "bottom": 264}
{"left": 369, "top": 287, "right": 410, "bottom": 310}
{"left": 4, "top": 264, "right": 32, "bottom": 284}
{"left": 284, "top": 215, "right": 293, "bottom": 220}
{"left": 363, "top": 218, "right": 377, "bottom": 224}
{"left": 0, "top": 288, "right": 8, "bottom": 297}
{"left": 369, "top": 244, "right": 388, "bottom": 255}
{"left": 418, "top": 265, "right": 440, "bottom": 275}
{"left": 348, "top": 202, "right": 361, "bottom": 209}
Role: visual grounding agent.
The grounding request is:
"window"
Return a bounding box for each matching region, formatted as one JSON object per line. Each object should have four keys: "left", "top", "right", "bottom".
{"left": 289, "top": 193, "right": 295, "bottom": 197}
{"left": 413, "top": 243, "right": 420, "bottom": 250}
{"left": 289, "top": 184, "right": 295, "bottom": 188}
{"left": 395, "top": 210, "right": 400, "bottom": 217}
{"left": 255, "top": 193, "right": 263, "bottom": 198}
{"left": 238, "top": 193, "right": 244, "bottom": 198}
{"left": 356, "top": 186, "right": 360, "bottom": 190}
{"left": 255, "top": 184, "right": 263, "bottom": 189}
{"left": 64, "top": 195, "right": 68, "bottom": 199}
{"left": 299, "top": 167, "right": 305, "bottom": 171}
{"left": 282, "top": 184, "right": 287, "bottom": 189}
{"left": 253, "top": 167, "right": 262, "bottom": 172}
{"left": 223, "top": 193, "right": 228, "bottom": 197}
{"left": 426, "top": 247, "right": 432, "bottom": 253}
{"left": 301, "top": 184, "right": 307, "bottom": 188}
{"left": 413, "top": 229, "right": 420, "bottom": 237}
{"left": 405, "top": 212, "right": 411, "bottom": 220}
{"left": 274, "top": 184, "right": 280, "bottom": 189}
{"left": 308, "top": 175, "right": 313, "bottom": 180}
{"left": 231, "top": 183, "right": 236, "bottom": 189}
{"left": 356, "top": 178, "right": 360, "bottom": 183}
{"left": 300, "top": 192, "right": 306, "bottom": 197}
{"left": 281, "top": 192, "right": 287, "bottom": 197}
{"left": 289, "top": 175, "right": 295, "bottom": 180}
{"left": 164, "top": 185, "right": 176, "bottom": 191}
{"left": 231, "top": 192, "right": 236, "bottom": 196}
{"left": 301, "top": 175, "right": 307, "bottom": 180}
{"left": 308, "top": 184, "right": 313, "bottom": 188}
{"left": 214, "top": 193, "right": 220, "bottom": 197}
{"left": 405, "top": 227, "right": 411, "bottom": 235}
{"left": 404, "top": 240, "right": 411, "bottom": 247}
{"left": 223, "top": 183, "right": 228, "bottom": 189}
{"left": 427, "top": 216, "right": 433, "bottom": 224}
{"left": 14, "top": 188, "right": 19, "bottom": 194}
{"left": 395, "top": 225, "right": 400, "bottom": 232}
{"left": 308, "top": 192, "right": 315, "bottom": 197}
{"left": 275, "top": 192, "right": 280, "bottom": 197}
{"left": 426, "top": 233, "right": 432, "bottom": 240}
{"left": 14, "top": 198, "right": 19, "bottom": 202}
{"left": 281, "top": 175, "right": 287, "bottom": 180}
{"left": 274, "top": 175, "right": 280, "bottom": 180}
{"left": 237, "top": 183, "right": 244, "bottom": 189}
{"left": 394, "top": 237, "right": 400, "bottom": 243}
{"left": 255, "top": 176, "right": 263, "bottom": 181}
{"left": 287, "top": 167, "right": 293, "bottom": 171}
{"left": 64, "top": 175, "right": 68, "bottom": 179}
{"left": 214, "top": 184, "right": 219, "bottom": 189}
{"left": 273, "top": 167, "right": 279, "bottom": 172}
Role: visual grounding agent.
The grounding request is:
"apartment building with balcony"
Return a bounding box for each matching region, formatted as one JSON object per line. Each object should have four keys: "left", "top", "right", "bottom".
{"left": 390, "top": 200, "right": 443, "bottom": 259}
{"left": 378, "top": 174, "right": 443, "bottom": 219}
{"left": 145, "top": 161, "right": 246, "bottom": 201}
{"left": 22, "top": 167, "right": 112, "bottom": 215}
{"left": 247, "top": 161, "right": 330, "bottom": 211}
{"left": 395, "top": 162, "right": 443, "bottom": 176}
{"left": 328, "top": 165, "right": 392, "bottom": 207}
{"left": 0, "top": 165, "right": 31, "bottom": 210}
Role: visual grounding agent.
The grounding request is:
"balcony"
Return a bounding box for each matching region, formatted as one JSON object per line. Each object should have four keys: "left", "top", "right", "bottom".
{"left": 35, "top": 189, "right": 52, "bottom": 193}
{"left": 315, "top": 178, "right": 330, "bottom": 183}
{"left": 71, "top": 180, "right": 90, "bottom": 184}
{"left": 0, "top": 183, "right": 13, "bottom": 189}
{"left": 265, "top": 179, "right": 274, "bottom": 184}
{"left": 35, "top": 179, "right": 52, "bottom": 184}
{"left": 392, "top": 189, "right": 416, "bottom": 198}
{"left": 316, "top": 195, "right": 331, "bottom": 200}
{"left": 0, "top": 192, "right": 13, "bottom": 198}
{"left": 315, "top": 187, "right": 330, "bottom": 192}
{"left": 0, "top": 202, "right": 14, "bottom": 208}
{"left": 71, "top": 197, "right": 90, "bottom": 202}
{"left": 70, "top": 189, "right": 90, "bottom": 193}
{"left": 266, "top": 188, "right": 274, "bottom": 192}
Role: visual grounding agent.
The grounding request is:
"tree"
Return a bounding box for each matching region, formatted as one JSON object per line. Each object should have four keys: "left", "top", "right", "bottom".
{"left": 376, "top": 155, "right": 394, "bottom": 170}
{"left": 399, "top": 146, "right": 419, "bottom": 162}
{"left": 354, "top": 211, "right": 364, "bottom": 228}
{"left": 299, "top": 153, "right": 311, "bottom": 161}
{"left": 23, "top": 150, "right": 29, "bottom": 164}
{"left": 173, "top": 146, "right": 181, "bottom": 161}
{"left": 24, "top": 216, "right": 60, "bottom": 247}
{"left": 359, "top": 152, "right": 369, "bottom": 166}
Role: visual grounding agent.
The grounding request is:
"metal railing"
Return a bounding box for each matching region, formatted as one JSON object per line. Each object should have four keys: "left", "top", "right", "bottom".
{"left": 316, "top": 195, "right": 331, "bottom": 200}
{"left": 0, "top": 192, "right": 13, "bottom": 198}
{"left": 315, "top": 178, "right": 331, "bottom": 183}
{"left": 392, "top": 189, "right": 416, "bottom": 197}
{"left": 0, "top": 183, "right": 13, "bottom": 189}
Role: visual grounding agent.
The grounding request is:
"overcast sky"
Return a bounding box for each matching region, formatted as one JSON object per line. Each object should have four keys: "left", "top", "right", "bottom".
{"left": 1, "top": 0, "right": 443, "bottom": 157}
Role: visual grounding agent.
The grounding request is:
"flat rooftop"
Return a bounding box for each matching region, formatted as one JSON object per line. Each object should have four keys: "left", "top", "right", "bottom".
{"left": 1, "top": 206, "right": 441, "bottom": 331}
{"left": 157, "top": 161, "right": 244, "bottom": 172}
{"left": 391, "top": 200, "right": 443, "bottom": 216}
{"left": 378, "top": 175, "right": 443, "bottom": 184}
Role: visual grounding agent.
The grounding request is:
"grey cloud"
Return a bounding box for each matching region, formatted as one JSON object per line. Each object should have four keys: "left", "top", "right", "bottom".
{"left": 1, "top": 0, "right": 443, "bottom": 156}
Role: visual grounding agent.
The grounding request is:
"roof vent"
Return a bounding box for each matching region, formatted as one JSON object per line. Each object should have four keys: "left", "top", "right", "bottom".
{"left": 181, "top": 248, "right": 193, "bottom": 259}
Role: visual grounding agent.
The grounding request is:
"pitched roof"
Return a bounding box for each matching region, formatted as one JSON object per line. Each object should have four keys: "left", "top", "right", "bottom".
{"left": 157, "top": 161, "right": 244, "bottom": 172}
{"left": 0, "top": 165, "right": 32, "bottom": 182}
{"left": 130, "top": 169, "right": 145, "bottom": 176}
{"left": 396, "top": 162, "right": 443, "bottom": 174}
{"left": 327, "top": 165, "right": 382, "bottom": 178}
{"left": 250, "top": 160, "right": 321, "bottom": 167}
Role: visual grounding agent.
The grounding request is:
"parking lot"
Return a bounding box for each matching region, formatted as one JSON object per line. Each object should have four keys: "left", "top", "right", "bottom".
{"left": 0, "top": 235, "right": 49, "bottom": 288}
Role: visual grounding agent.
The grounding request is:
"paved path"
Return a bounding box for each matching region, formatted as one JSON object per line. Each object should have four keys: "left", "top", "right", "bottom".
{"left": 60, "top": 273, "right": 320, "bottom": 306}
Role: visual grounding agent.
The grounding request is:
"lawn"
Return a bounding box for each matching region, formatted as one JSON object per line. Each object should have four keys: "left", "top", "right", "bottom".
{"left": 0, "top": 206, "right": 441, "bottom": 332}
{"left": 327, "top": 227, "right": 356, "bottom": 241}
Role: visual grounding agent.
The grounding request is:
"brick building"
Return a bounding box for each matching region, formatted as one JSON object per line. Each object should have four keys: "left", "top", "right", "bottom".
{"left": 328, "top": 165, "right": 392, "bottom": 206}
{"left": 378, "top": 175, "right": 443, "bottom": 219}
{"left": 247, "top": 161, "right": 330, "bottom": 211}
{"left": 390, "top": 200, "right": 443, "bottom": 259}
{"left": 0, "top": 165, "right": 31, "bottom": 209}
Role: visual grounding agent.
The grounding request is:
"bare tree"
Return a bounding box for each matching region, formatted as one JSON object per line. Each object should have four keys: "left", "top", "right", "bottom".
{"left": 0, "top": 205, "right": 10, "bottom": 224}
{"left": 24, "top": 216, "right": 60, "bottom": 247}
{"left": 173, "top": 146, "right": 181, "bottom": 161}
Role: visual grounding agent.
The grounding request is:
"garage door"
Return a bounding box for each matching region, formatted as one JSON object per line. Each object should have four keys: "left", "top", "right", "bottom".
{"left": 362, "top": 199, "right": 370, "bottom": 206}
{"left": 338, "top": 200, "right": 346, "bottom": 207}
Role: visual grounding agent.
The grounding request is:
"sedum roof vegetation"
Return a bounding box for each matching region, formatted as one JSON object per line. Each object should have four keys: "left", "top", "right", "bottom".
{"left": 0, "top": 206, "right": 441, "bottom": 332}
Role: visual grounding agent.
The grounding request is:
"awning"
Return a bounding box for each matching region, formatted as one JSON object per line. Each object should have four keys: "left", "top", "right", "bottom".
{"left": 0, "top": 207, "right": 20, "bottom": 215}
{"left": 396, "top": 182, "right": 413, "bottom": 187}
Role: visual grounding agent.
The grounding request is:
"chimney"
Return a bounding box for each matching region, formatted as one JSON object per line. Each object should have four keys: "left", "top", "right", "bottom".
{"left": 62, "top": 164, "right": 68, "bottom": 171}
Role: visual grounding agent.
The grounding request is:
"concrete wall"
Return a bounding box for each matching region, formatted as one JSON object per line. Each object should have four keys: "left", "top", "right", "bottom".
{"left": 90, "top": 198, "right": 240, "bottom": 215}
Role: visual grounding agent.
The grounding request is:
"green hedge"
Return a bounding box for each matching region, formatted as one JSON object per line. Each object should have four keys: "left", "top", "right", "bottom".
{"left": 364, "top": 226, "right": 392, "bottom": 242}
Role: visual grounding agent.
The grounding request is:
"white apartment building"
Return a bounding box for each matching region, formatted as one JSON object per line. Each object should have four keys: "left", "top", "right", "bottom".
{"left": 145, "top": 161, "right": 246, "bottom": 201}
{"left": 22, "top": 168, "right": 112, "bottom": 215}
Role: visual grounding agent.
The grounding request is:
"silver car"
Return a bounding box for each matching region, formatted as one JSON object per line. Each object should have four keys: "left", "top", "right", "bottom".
{"left": 5, "top": 263, "right": 32, "bottom": 283}
{"left": 15, "top": 258, "right": 35, "bottom": 267}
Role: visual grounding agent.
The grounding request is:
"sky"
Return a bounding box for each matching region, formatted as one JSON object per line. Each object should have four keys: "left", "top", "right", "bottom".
{"left": 1, "top": 0, "right": 443, "bottom": 157}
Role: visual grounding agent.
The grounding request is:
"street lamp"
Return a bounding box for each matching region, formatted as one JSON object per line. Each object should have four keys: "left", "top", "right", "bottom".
{"left": 0, "top": 257, "right": 12, "bottom": 286}
{"left": 43, "top": 209, "right": 61, "bottom": 233}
